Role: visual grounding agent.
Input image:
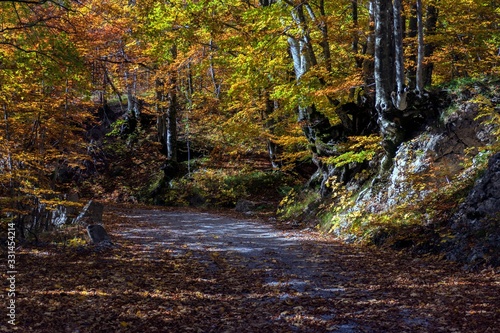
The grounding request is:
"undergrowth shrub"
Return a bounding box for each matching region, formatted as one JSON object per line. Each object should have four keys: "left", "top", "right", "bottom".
{"left": 164, "top": 168, "right": 288, "bottom": 207}
{"left": 277, "top": 188, "right": 320, "bottom": 223}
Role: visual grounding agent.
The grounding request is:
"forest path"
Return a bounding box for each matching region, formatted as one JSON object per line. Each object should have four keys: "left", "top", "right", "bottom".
{"left": 15, "top": 207, "right": 499, "bottom": 333}
{"left": 107, "top": 207, "right": 497, "bottom": 333}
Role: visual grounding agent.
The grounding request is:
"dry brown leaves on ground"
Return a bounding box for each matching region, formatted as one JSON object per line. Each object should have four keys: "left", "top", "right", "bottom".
{"left": 4, "top": 207, "right": 500, "bottom": 332}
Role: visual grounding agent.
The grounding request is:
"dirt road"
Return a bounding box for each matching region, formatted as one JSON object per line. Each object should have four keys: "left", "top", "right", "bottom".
{"left": 109, "top": 208, "right": 499, "bottom": 333}
{"left": 14, "top": 207, "right": 499, "bottom": 332}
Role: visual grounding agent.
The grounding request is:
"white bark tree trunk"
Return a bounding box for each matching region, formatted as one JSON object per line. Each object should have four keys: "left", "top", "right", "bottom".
{"left": 391, "top": 0, "right": 407, "bottom": 110}
{"left": 374, "top": 0, "right": 405, "bottom": 159}
{"left": 374, "top": 0, "right": 393, "bottom": 114}
{"left": 156, "top": 45, "right": 178, "bottom": 162}
{"left": 287, "top": 1, "right": 335, "bottom": 158}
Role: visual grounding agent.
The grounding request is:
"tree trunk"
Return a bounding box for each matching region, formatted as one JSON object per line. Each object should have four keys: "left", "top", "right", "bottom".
{"left": 263, "top": 96, "right": 281, "bottom": 169}
{"left": 374, "top": 0, "right": 393, "bottom": 114}
{"left": 288, "top": 33, "right": 331, "bottom": 153}
{"left": 391, "top": 0, "right": 407, "bottom": 111}
{"left": 407, "top": 2, "right": 418, "bottom": 90}
{"left": 415, "top": 0, "right": 425, "bottom": 94}
{"left": 166, "top": 46, "right": 178, "bottom": 162}
{"left": 3, "top": 104, "right": 13, "bottom": 190}
{"left": 121, "top": 71, "right": 139, "bottom": 135}
{"left": 362, "top": 1, "right": 375, "bottom": 85}
{"left": 374, "top": 0, "right": 404, "bottom": 159}
{"left": 424, "top": 4, "right": 438, "bottom": 87}
{"left": 352, "top": 0, "right": 364, "bottom": 68}
{"left": 314, "top": 0, "right": 332, "bottom": 73}
{"left": 260, "top": 0, "right": 280, "bottom": 168}
{"left": 156, "top": 77, "right": 165, "bottom": 148}
{"left": 126, "top": 71, "right": 142, "bottom": 120}
{"left": 288, "top": 2, "right": 334, "bottom": 149}
{"left": 208, "top": 39, "right": 221, "bottom": 98}
{"left": 156, "top": 46, "right": 179, "bottom": 162}
{"left": 288, "top": 4, "right": 316, "bottom": 145}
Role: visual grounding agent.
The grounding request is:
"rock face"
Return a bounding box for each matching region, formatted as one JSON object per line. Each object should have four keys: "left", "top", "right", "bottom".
{"left": 87, "top": 224, "right": 112, "bottom": 244}
{"left": 355, "top": 100, "right": 495, "bottom": 213}
{"left": 52, "top": 205, "right": 73, "bottom": 227}
{"left": 447, "top": 152, "right": 500, "bottom": 267}
{"left": 14, "top": 195, "right": 80, "bottom": 238}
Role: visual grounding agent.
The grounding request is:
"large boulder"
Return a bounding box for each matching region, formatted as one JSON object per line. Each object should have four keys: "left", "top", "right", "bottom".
{"left": 73, "top": 200, "right": 104, "bottom": 226}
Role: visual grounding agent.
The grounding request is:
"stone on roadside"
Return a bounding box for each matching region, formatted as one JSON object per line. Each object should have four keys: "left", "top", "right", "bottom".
{"left": 87, "top": 224, "right": 112, "bottom": 245}
{"left": 73, "top": 200, "right": 104, "bottom": 226}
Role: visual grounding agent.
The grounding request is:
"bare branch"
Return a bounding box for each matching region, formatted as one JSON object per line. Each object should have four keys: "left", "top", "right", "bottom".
{"left": 0, "top": 40, "right": 59, "bottom": 63}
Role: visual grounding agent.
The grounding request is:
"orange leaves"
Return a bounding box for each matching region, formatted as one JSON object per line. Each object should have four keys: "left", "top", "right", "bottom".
{"left": 0, "top": 2, "right": 97, "bottom": 212}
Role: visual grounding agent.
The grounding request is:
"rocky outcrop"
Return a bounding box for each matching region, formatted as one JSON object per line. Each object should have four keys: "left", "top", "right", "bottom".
{"left": 14, "top": 198, "right": 103, "bottom": 242}
{"left": 355, "top": 99, "right": 495, "bottom": 213}
{"left": 447, "top": 152, "right": 500, "bottom": 268}
{"left": 14, "top": 193, "right": 80, "bottom": 238}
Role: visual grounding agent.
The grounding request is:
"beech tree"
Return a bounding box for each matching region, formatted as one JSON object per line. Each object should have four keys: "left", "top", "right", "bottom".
{"left": 373, "top": 0, "right": 407, "bottom": 161}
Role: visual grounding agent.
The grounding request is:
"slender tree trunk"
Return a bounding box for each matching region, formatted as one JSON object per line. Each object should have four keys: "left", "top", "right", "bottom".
{"left": 416, "top": 0, "right": 425, "bottom": 93}
{"left": 352, "top": 0, "right": 363, "bottom": 68}
{"left": 391, "top": 0, "right": 407, "bottom": 110}
{"left": 362, "top": 1, "right": 375, "bottom": 85}
{"left": 156, "top": 77, "right": 166, "bottom": 153}
{"left": 166, "top": 45, "right": 178, "bottom": 162}
{"left": 407, "top": 2, "right": 418, "bottom": 90}
{"left": 102, "top": 62, "right": 124, "bottom": 112}
{"left": 352, "top": 0, "right": 358, "bottom": 54}
{"left": 312, "top": 0, "right": 332, "bottom": 73}
{"left": 3, "top": 104, "right": 13, "bottom": 188}
{"left": 424, "top": 4, "right": 438, "bottom": 86}
{"left": 208, "top": 39, "right": 220, "bottom": 98}
{"left": 62, "top": 76, "right": 69, "bottom": 146}
{"left": 374, "top": 0, "right": 393, "bottom": 114}
{"left": 262, "top": 95, "right": 281, "bottom": 169}
{"left": 288, "top": 4, "right": 315, "bottom": 144}
{"left": 156, "top": 46, "right": 179, "bottom": 162}
{"left": 126, "top": 70, "right": 141, "bottom": 120}
{"left": 184, "top": 61, "right": 194, "bottom": 176}
{"left": 123, "top": 71, "right": 139, "bottom": 135}
{"left": 260, "top": 0, "right": 280, "bottom": 168}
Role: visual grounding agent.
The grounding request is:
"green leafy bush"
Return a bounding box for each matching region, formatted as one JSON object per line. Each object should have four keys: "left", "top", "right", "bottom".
{"left": 164, "top": 168, "right": 288, "bottom": 207}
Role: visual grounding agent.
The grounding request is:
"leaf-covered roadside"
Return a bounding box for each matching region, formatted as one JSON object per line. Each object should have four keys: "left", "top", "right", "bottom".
{"left": 7, "top": 208, "right": 500, "bottom": 332}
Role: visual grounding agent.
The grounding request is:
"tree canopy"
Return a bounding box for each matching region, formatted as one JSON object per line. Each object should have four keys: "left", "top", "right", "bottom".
{"left": 1, "top": 0, "right": 499, "bottom": 217}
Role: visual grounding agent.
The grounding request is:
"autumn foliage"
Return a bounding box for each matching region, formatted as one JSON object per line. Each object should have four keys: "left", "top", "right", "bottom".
{"left": 1, "top": 0, "right": 499, "bottom": 223}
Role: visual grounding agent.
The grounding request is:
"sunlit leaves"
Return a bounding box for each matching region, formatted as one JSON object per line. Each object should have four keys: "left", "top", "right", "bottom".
{"left": 0, "top": 0, "right": 94, "bottom": 215}
{"left": 431, "top": 0, "right": 500, "bottom": 82}
{"left": 323, "top": 135, "right": 382, "bottom": 167}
